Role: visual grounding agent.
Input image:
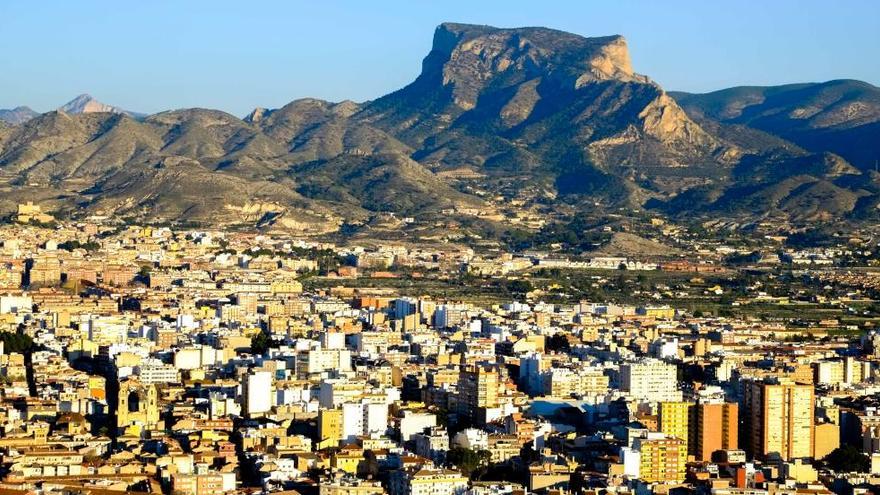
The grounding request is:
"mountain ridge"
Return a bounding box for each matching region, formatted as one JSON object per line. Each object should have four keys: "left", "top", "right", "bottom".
{"left": 0, "top": 23, "right": 878, "bottom": 235}
{"left": 670, "top": 79, "right": 880, "bottom": 170}
{"left": 0, "top": 94, "right": 144, "bottom": 126}
{"left": 58, "top": 93, "right": 144, "bottom": 119}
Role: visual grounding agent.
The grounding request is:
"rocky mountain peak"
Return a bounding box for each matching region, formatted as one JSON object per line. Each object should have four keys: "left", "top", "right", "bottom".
{"left": 58, "top": 94, "right": 141, "bottom": 118}
{"left": 59, "top": 94, "right": 111, "bottom": 113}
{"left": 244, "top": 107, "right": 271, "bottom": 124}
{"left": 423, "top": 23, "right": 646, "bottom": 110}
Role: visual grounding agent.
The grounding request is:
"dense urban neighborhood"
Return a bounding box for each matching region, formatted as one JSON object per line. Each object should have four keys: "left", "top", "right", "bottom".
{"left": 2, "top": 5, "right": 880, "bottom": 494}
{"left": 1, "top": 203, "right": 880, "bottom": 495}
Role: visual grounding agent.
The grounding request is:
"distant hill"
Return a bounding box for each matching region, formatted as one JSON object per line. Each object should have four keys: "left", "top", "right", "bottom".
{"left": 0, "top": 23, "right": 879, "bottom": 233}
{"left": 671, "top": 80, "right": 880, "bottom": 170}
{"left": 0, "top": 106, "right": 39, "bottom": 125}
{"left": 0, "top": 94, "right": 144, "bottom": 127}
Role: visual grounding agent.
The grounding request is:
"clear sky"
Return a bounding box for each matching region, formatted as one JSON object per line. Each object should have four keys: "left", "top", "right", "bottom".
{"left": 2, "top": 0, "right": 878, "bottom": 117}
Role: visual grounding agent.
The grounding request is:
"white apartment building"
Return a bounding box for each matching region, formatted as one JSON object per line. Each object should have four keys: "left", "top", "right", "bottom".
{"left": 244, "top": 370, "right": 273, "bottom": 417}
{"left": 619, "top": 359, "right": 682, "bottom": 403}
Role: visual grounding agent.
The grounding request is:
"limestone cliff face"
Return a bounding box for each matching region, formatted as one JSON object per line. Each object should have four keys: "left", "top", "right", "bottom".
{"left": 364, "top": 22, "right": 727, "bottom": 174}
{"left": 637, "top": 93, "right": 723, "bottom": 159}
{"left": 577, "top": 35, "right": 639, "bottom": 86}
{"left": 427, "top": 23, "right": 647, "bottom": 110}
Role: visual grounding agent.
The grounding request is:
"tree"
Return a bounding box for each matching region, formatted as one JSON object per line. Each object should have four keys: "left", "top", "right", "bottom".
{"left": 357, "top": 450, "right": 380, "bottom": 479}
{"left": 0, "top": 331, "right": 34, "bottom": 354}
{"left": 504, "top": 280, "right": 532, "bottom": 295}
{"left": 501, "top": 229, "right": 532, "bottom": 251}
{"left": 447, "top": 447, "right": 491, "bottom": 478}
{"left": 520, "top": 442, "right": 541, "bottom": 465}
{"left": 250, "top": 332, "right": 271, "bottom": 355}
{"left": 58, "top": 239, "right": 100, "bottom": 251}
{"left": 825, "top": 445, "right": 870, "bottom": 473}
{"left": 546, "top": 333, "right": 571, "bottom": 353}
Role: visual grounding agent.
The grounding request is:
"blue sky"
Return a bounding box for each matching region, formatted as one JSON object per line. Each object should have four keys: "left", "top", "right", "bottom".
{"left": 2, "top": 0, "right": 878, "bottom": 117}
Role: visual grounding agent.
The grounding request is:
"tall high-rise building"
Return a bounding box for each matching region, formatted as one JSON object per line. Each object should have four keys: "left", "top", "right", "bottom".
{"left": 318, "top": 408, "right": 343, "bottom": 449}
{"left": 814, "top": 422, "right": 840, "bottom": 459}
{"left": 541, "top": 366, "right": 609, "bottom": 399}
{"left": 620, "top": 359, "right": 681, "bottom": 403}
{"left": 657, "top": 401, "right": 739, "bottom": 461}
{"left": 341, "top": 402, "right": 365, "bottom": 442}
{"left": 394, "top": 298, "right": 418, "bottom": 319}
{"left": 658, "top": 401, "right": 692, "bottom": 447}
{"left": 457, "top": 365, "right": 499, "bottom": 424}
{"left": 741, "top": 380, "right": 814, "bottom": 461}
{"left": 243, "top": 370, "right": 273, "bottom": 417}
{"left": 633, "top": 433, "right": 688, "bottom": 483}
{"left": 694, "top": 402, "right": 738, "bottom": 461}
{"left": 519, "top": 353, "right": 543, "bottom": 392}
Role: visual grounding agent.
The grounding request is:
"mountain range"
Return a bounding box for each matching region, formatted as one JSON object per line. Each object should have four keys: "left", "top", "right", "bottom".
{"left": 56, "top": 94, "right": 144, "bottom": 119}
{"left": 1, "top": 22, "right": 878, "bottom": 236}
{"left": 0, "top": 94, "right": 142, "bottom": 124}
